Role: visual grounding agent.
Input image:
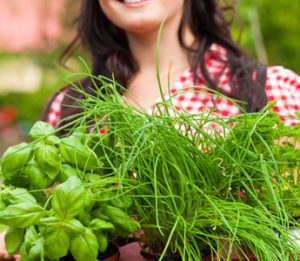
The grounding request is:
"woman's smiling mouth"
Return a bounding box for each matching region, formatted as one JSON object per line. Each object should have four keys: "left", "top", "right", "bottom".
{"left": 119, "top": 0, "right": 146, "bottom": 3}
{"left": 117, "top": 0, "right": 151, "bottom": 7}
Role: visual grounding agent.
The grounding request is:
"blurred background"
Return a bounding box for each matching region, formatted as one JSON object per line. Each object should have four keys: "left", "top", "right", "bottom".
{"left": 0, "top": 0, "right": 299, "bottom": 155}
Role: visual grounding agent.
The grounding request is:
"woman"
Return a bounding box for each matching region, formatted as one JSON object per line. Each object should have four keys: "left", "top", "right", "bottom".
{"left": 43, "top": 0, "right": 299, "bottom": 135}
{"left": 0, "top": 0, "right": 299, "bottom": 259}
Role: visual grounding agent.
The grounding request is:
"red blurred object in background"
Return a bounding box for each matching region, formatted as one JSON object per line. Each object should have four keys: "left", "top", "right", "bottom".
{"left": 0, "top": 105, "right": 24, "bottom": 156}
{"left": 0, "top": 0, "right": 66, "bottom": 52}
{"left": 0, "top": 105, "right": 17, "bottom": 128}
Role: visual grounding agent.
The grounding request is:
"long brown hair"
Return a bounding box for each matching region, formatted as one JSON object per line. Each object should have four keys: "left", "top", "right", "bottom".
{"left": 45, "top": 0, "right": 267, "bottom": 134}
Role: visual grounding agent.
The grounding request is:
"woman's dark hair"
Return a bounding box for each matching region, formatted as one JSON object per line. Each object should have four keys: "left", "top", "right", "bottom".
{"left": 45, "top": 0, "right": 267, "bottom": 133}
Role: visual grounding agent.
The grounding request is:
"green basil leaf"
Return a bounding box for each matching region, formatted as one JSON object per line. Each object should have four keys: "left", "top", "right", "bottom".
{"left": 59, "top": 136, "right": 100, "bottom": 170}
{"left": 57, "top": 164, "right": 83, "bottom": 183}
{"left": 37, "top": 216, "right": 60, "bottom": 227}
{"left": 105, "top": 205, "right": 141, "bottom": 233}
{"left": 44, "top": 227, "right": 70, "bottom": 259}
{"left": 71, "top": 132, "right": 90, "bottom": 144}
{"left": 28, "top": 121, "right": 54, "bottom": 140}
{"left": 45, "top": 135, "right": 60, "bottom": 145}
{"left": 70, "top": 228, "right": 98, "bottom": 261}
{"left": 4, "top": 227, "right": 24, "bottom": 255}
{"left": 34, "top": 142, "right": 61, "bottom": 179}
{"left": 21, "top": 226, "right": 39, "bottom": 260}
{"left": 84, "top": 189, "right": 95, "bottom": 211}
{"left": 31, "top": 191, "right": 48, "bottom": 205}
{"left": 111, "top": 194, "right": 133, "bottom": 209}
{"left": 24, "top": 226, "right": 39, "bottom": 249}
{"left": 1, "top": 188, "right": 36, "bottom": 205}
{"left": 5, "top": 171, "right": 30, "bottom": 188}
{"left": 23, "top": 162, "right": 49, "bottom": 189}
{"left": 20, "top": 242, "right": 31, "bottom": 261}
{"left": 89, "top": 218, "right": 115, "bottom": 234}
{"left": 0, "top": 194, "right": 6, "bottom": 211}
{"left": 1, "top": 143, "right": 32, "bottom": 178}
{"left": 77, "top": 210, "right": 91, "bottom": 227}
{"left": 110, "top": 225, "right": 131, "bottom": 240}
{"left": 52, "top": 176, "right": 86, "bottom": 220}
{"left": 91, "top": 207, "right": 110, "bottom": 221}
{"left": 94, "top": 231, "right": 108, "bottom": 253}
{"left": 64, "top": 219, "right": 86, "bottom": 236}
{"left": 28, "top": 237, "right": 43, "bottom": 260}
{"left": 0, "top": 202, "right": 45, "bottom": 228}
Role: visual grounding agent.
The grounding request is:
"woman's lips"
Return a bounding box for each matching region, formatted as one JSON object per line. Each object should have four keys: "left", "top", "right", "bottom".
{"left": 117, "top": 0, "right": 151, "bottom": 8}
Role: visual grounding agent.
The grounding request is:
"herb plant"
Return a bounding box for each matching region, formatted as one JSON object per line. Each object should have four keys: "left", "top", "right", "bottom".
{"left": 0, "top": 78, "right": 299, "bottom": 260}
{"left": 0, "top": 121, "right": 140, "bottom": 261}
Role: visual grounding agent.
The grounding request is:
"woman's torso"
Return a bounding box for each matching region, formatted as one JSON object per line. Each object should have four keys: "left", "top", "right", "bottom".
{"left": 45, "top": 45, "right": 300, "bottom": 128}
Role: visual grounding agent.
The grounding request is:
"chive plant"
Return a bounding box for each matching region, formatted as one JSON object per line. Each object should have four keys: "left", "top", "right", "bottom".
{"left": 59, "top": 71, "right": 300, "bottom": 261}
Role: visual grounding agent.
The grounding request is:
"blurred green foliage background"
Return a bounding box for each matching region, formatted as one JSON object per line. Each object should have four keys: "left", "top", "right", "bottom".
{"left": 235, "top": 0, "right": 300, "bottom": 71}
{"left": 0, "top": 0, "right": 299, "bottom": 153}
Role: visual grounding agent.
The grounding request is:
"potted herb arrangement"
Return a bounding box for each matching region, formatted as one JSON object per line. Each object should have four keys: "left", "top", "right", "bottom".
{"left": 0, "top": 121, "right": 140, "bottom": 261}
{"left": 0, "top": 70, "right": 299, "bottom": 260}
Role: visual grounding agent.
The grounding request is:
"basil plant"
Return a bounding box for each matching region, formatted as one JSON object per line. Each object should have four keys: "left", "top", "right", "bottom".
{"left": 0, "top": 121, "right": 140, "bottom": 261}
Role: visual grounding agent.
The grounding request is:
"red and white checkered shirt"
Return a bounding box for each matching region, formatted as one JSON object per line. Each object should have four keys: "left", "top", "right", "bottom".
{"left": 46, "top": 45, "right": 300, "bottom": 128}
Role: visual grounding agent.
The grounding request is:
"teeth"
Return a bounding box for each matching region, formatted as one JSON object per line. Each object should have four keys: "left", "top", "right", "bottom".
{"left": 123, "top": 0, "right": 144, "bottom": 3}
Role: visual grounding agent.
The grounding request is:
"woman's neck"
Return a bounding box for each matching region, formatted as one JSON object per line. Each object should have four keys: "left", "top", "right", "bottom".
{"left": 123, "top": 21, "right": 195, "bottom": 111}
{"left": 126, "top": 21, "right": 195, "bottom": 77}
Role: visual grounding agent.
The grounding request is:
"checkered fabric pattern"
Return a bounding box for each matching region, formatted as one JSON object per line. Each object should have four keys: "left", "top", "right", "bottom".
{"left": 46, "top": 45, "right": 300, "bottom": 128}
{"left": 47, "top": 91, "right": 65, "bottom": 128}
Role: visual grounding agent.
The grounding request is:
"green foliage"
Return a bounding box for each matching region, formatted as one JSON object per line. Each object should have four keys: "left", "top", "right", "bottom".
{"left": 44, "top": 227, "right": 70, "bottom": 259}
{"left": 232, "top": 0, "right": 300, "bottom": 73}
{"left": 0, "top": 121, "right": 139, "bottom": 260}
{"left": 1, "top": 143, "right": 33, "bottom": 178}
{"left": 59, "top": 135, "right": 101, "bottom": 170}
{"left": 0, "top": 47, "right": 89, "bottom": 131}
{"left": 58, "top": 73, "right": 299, "bottom": 260}
{"left": 0, "top": 202, "right": 45, "bottom": 228}
{"left": 0, "top": 85, "right": 299, "bottom": 259}
{"left": 70, "top": 228, "right": 98, "bottom": 261}
{"left": 52, "top": 176, "right": 86, "bottom": 220}
{"left": 4, "top": 227, "right": 24, "bottom": 255}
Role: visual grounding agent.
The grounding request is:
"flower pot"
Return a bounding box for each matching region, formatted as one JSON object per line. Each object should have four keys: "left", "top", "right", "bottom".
{"left": 60, "top": 243, "right": 120, "bottom": 261}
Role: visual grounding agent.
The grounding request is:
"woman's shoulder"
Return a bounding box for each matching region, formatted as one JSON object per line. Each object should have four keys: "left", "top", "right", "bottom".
{"left": 42, "top": 85, "right": 70, "bottom": 128}
{"left": 42, "top": 77, "right": 89, "bottom": 128}
{"left": 265, "top": 66, "right": 300, "bottom": 101}
{"left": 265, "top": 66, "right": 300, "bottom": 125}
{"left": 43, "top": 91, "right": 66, "bottom": 128}
{"left": 266, "top": 66, "right": 300, "bottom": 88}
